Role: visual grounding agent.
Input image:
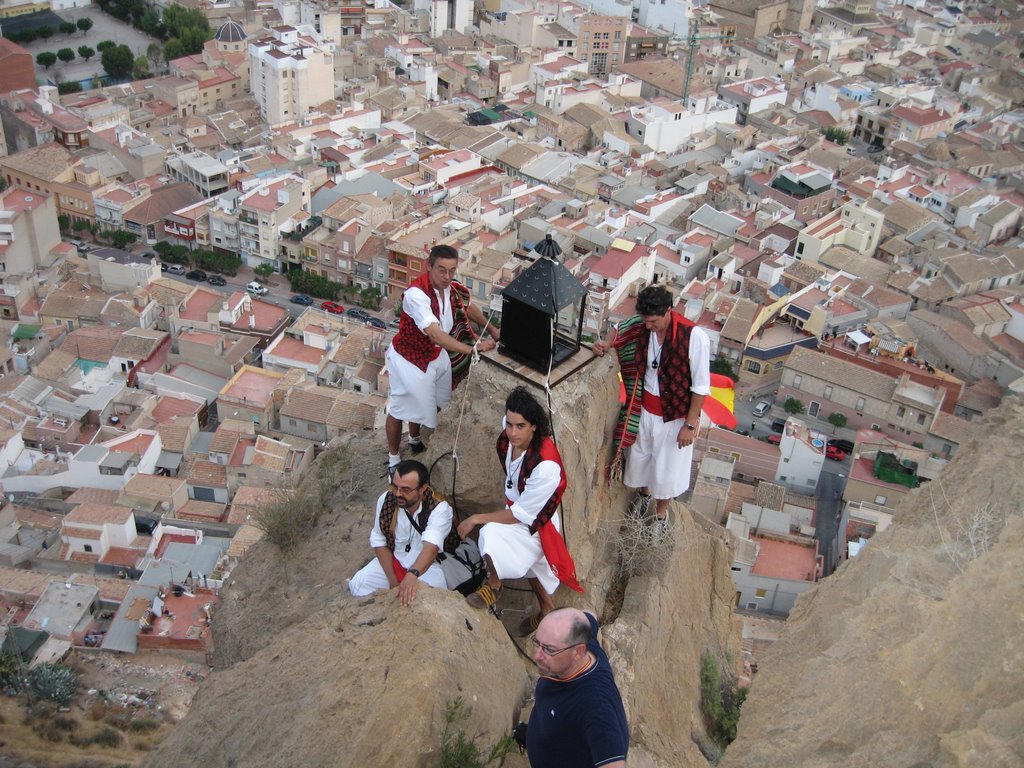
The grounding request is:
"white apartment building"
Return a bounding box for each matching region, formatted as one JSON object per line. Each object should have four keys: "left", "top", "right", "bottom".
{"left": 165, "top": 151, "right": 231, "bottom": 198}
{"left": 637, "top": 0, "right": 690, "bottom": 35}
{"left": 0, "top": 187, "right": 60, "bottom": 274}
{"left": 237, "top": 175, "right": 312, "bottom": 270}
{"left": 795, "top": 199, "right": 884, "bottom": 263}
{"left": 623, "top": 94, "right": 738, "bottom": 153}
{"left": 717, "top": 77, "right": 789, "bottom": 125}
{"left": 249, "top": 26, "right": 334, "bottom": 127}
{"left": 774, "top": 417, "right": 827, "bottom": 491}
{"left": 415, "top": 0, "right": 473, "bottom": 37}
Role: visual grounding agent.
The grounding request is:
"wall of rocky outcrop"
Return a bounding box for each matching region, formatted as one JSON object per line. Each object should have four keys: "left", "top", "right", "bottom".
{"left": 721, "top": 396, "right": 1024, "bottom": 768}
{"left": 147, "top": 354, "right": 741, "bottom": 767}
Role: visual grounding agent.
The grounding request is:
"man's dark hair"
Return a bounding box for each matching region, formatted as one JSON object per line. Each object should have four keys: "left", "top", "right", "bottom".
{"left": 428, "top": 244, "right": 459, "bottom": 267}
{"left": 392, "top": 459, "right": 429, "bottom": 487}
{"left": 505, "top": 386, "right": 550, "bottom": 449}
{"left": 636, "top": 285, "right": 673, "bottom": 317}
{"left": 565, "top": 614, "right": 593, "bottom": 647}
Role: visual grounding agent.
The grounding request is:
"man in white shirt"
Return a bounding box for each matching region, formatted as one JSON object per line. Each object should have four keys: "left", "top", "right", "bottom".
{"left": 348, "top": 460, "right": 453, "bottom": 607}
{"left": 595, "top": 285, "right": 711, "bottom": 539}
{"left": 385, "top": 244, "right": 498, "bottom": 471}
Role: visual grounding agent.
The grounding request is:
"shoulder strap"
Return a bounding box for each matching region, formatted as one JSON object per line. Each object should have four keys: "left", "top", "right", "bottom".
{"left": 378, "top": 492, "right": 400, "bottom": 552}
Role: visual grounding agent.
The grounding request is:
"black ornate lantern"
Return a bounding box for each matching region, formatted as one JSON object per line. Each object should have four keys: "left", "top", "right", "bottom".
{"left": 500, "top": 234, "right": 588, "bottom": 373}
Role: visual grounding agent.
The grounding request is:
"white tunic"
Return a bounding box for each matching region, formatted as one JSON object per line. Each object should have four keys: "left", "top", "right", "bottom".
{"left": 385, "top": 284, "right": 456, "bottom": 427}
{"left": 477, "top": 441, "right": 562, "bottom": 595}
{"left": 624, "top": 325, "right": 712, "bottom": 500}
{"left": 348, "top": 491, "right": 452, "bottom": 595}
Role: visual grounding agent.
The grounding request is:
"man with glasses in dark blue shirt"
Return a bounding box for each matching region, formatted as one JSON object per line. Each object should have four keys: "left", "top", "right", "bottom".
{"left": 526, "top": 608, "right": 629, "bottom": 767}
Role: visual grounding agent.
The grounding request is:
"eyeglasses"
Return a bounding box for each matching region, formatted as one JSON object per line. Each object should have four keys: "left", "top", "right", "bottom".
{"left": 531, "top": 637, "right": 582, "bottom": 656}
{"left": 431, "top": 265, "right": 458, "bottom": 278}
{"left": 390, "top": 482, "right": 422, "bottom": 494}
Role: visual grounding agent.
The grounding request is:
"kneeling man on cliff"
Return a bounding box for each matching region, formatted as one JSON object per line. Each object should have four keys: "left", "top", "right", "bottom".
{"left": 348, "top": 459, "right": 452, "bottom": 607}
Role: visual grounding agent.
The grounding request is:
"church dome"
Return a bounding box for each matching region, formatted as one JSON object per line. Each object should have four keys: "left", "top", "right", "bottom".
{"left": 215, "top": 19, "right": 246, "bottom": 43}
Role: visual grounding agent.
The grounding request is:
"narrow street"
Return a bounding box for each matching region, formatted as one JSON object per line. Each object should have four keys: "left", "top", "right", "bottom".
{"left": 815, "top": 467, "right": 847, "bottom": 575}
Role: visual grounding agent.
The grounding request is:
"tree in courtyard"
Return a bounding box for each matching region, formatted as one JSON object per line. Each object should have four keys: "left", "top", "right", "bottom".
{"left": 58, "top": 214, "right": 70, "bottom": 233}
{"left": 36, "top": 51, "right": 57, "bottom": 69}
{"left": 101, "top": 44, "right": 134, "bottom": 79}
{"left": 132, "top": 54, "right": 151, "bottom": 79}
{"left": 78, "top": 45, "right": 95, "bottom": 61}
{"left": 824, "top": 126, "right": 850, "bottom": 145}
{"left": 96, "top": 39, "right": 115, "bottom": 52}
{"left": 59, "top": 21, "right": 77, "bottom": 36}
{"left": 784, "top": 397, "right": 806, "bottom": 415}
{"left": 145, "top": 42, "right": 164, "bottom": 75}
{"left": 36, "top": 25, "right": 54, "bottom": 40}
{"left": 57, "top": 48, "right": 76, "bottom": 64}
{"left": 17, "top": 29, "right": 36, "bottom": 44}
{"left": 76, "top": 17, "right": 93, "bottom": 34}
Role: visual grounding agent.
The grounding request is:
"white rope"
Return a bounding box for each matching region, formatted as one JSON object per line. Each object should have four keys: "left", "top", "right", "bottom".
{"left": 450, "top": 302, "right": 501, "bottom": 464}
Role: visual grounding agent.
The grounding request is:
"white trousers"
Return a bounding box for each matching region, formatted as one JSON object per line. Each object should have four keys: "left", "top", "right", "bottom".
{"left": 386, "top": 345, "right": 452, "bottom": 428}
{"left": 477, "top": 514, "right": 561, "bottom": 595}
{"left": 348, "top": 557, "right": 448, "bottom": 596}
{"left": 624, "top": 408, "right": 694, "bottom": 500}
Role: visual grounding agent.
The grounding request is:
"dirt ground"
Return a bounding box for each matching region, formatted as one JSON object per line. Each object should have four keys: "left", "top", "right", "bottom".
{"left": 0, "top": 650, "right": 206, "bottom": 767}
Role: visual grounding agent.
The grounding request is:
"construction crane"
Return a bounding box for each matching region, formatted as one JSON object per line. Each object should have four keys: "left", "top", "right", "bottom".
{"left": 681, "top": 19, "right": 736, "bottom": 104}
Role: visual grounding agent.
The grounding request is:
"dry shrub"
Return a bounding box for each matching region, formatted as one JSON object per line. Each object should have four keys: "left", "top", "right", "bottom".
{"left": 253, "top": 446, "right": 354, "bottom": 553}
{"left": 128, "top": 716, "right": 160, "bottom": 732}
{"left": 611, "top": 497, "right": 680, "bottom": 578}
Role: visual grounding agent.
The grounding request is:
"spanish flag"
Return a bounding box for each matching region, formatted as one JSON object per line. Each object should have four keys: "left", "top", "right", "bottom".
{"left": 702, "top": 373, "right": 737, "bottom": 430}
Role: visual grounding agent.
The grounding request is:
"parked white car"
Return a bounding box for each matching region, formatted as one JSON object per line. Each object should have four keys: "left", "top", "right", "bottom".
{"left": 246, "top": 281, "right": 268, "bottom": 296}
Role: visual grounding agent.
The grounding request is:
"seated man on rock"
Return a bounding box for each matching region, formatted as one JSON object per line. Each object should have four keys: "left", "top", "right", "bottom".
{"left": 456, "top": 386, "right": 581, "bottom": 632}
{"left": 348, "top": 459, "right": 452, "bottom": 607}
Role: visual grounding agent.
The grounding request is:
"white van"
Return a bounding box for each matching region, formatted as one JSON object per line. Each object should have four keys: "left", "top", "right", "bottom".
{"left": 246, "top": 281, "right": 268, "bottom": 296}
{"left": 752, "top": 401, "right": 771, "bottom": 417}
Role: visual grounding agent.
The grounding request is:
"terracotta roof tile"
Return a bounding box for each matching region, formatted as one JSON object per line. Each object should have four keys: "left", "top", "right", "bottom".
{"left": 186, "top": 459, "right": 228, "bottom": 487}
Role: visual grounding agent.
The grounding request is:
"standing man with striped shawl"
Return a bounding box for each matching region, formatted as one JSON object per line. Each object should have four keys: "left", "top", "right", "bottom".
{"left": 594, "top": 285, "right": 711, "bottom": 538}
{"left": 385, "top": 244, "right": 500, "bottom": 473}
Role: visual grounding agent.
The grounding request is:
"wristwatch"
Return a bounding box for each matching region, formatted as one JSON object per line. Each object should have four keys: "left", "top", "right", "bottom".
{"left": 407, "top": 567, "right": 421, "bottom": 578}
{"left": 684, "top": 422, "right": 696, "bottom": 430}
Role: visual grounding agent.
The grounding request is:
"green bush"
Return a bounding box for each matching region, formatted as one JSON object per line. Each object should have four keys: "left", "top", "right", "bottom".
{"left": 783, "top": 397, "right": 805, "bottom": 415}
{"left": 192, "top": 248, "right": 241, "bottom": 275}
{"left": 699, "top": 652, "right": 747, "bottom": 752}
{"left": 253, "top": 262, "right": 275, "bottom": 279}
{"left": 28, "top": 663, "right": 79, "bottom": 705}
{"left": 440, "top": 697, "right": 515, "bottom": 768}
{"left": 286, "top": 269, "right": 342, "bottom": 300}
{"left": 109, "top": 230, "right": 137, "bottom": 250}
{"left": 710, "top": 356, "right": 739, "bottom": 382}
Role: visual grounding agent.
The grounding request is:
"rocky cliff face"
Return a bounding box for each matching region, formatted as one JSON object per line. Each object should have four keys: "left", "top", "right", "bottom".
{"left": 721, "top": 397, "right": 1024, "bottom": 768}
{"left": 145, "top": 356, "right": 741, "bottom": 768}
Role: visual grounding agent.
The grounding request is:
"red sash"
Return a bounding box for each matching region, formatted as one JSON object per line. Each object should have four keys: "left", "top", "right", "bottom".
{"left": 641, "top": 390, "right": 663, "bottom": 416}
{"left": 392, "top": 556, "right": 407, "bottom": 582}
